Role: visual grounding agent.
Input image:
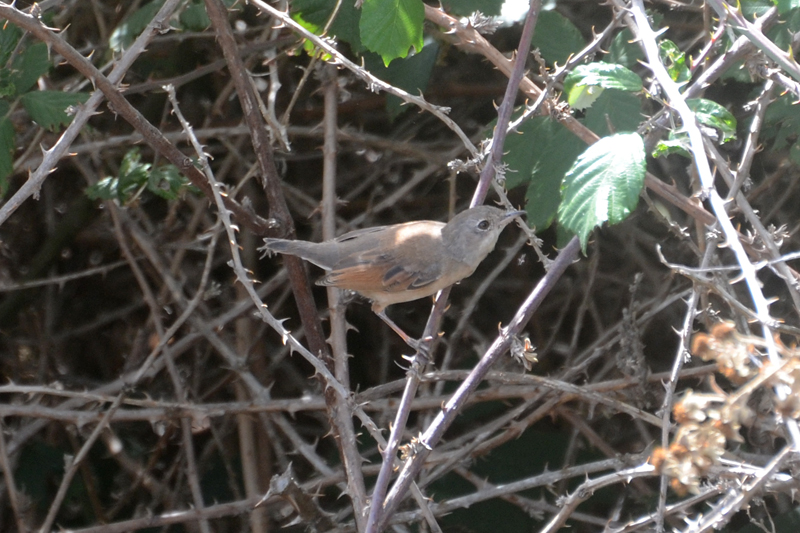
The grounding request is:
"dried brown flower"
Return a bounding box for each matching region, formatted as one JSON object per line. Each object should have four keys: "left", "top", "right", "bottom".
{"left": 691, "top": 322, "right": 757, "bottom": 383}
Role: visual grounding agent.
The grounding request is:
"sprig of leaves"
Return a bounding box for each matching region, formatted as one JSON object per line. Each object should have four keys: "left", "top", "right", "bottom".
{"left": 86, "top": 148, "right": 197, "bottom": 203}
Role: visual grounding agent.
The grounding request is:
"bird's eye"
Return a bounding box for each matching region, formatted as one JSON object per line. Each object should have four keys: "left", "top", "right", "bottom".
{"left": 477, "top": 220, "right": 490, "bottom": 230}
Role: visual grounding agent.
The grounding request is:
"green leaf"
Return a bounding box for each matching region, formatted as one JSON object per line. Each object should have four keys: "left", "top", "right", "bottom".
{"left": 787, "top": 142, "right": 800, "bottom": 165}
{"left": 763, "top": 93, "right": 800, "bottom": 151}
{"left": 0, "top": 79, "right": 14, "bottom": 99}
{"left": 503, "top": 115, "right": 585, "bottom": 229}
{"left": 0, "top": 68, "right": 15, "bottom": 100}
{"left": 20, "top": 91, "right": 90, "bottom": 131}
{"left": 558, "top": 132, "right": 646, "bottom": 251}
{"left": 775, "top": 0, "right": 800, "bottom": 15}
{"left": 652, "top": 133, "right": 690, "bottom": 159}
{"left": 117, "top": 148, "right": 151, "bottom": 198}
{"left": 530, "top": 10, "right": 585, "bottom": 66}
{"left": 109, "top": 0, "right": 164, "bottom": 53}
{"left": 563, "top": 63, "right": 642, "bottom": 110}
{"left": 148, "top": 164, "right": 186, "bottom": 200}
{"left": 12, "top": 42, "right": 50, "bottom": 95}
{"left": 86, "top": 175, "right": 120, "bottom": 201}
{"left": 740, "top": 0, "right": 776, "bottom": 17}
{"left": 583, "top": 89, "right": 643, "bottom": 136}
{"left": 659, "top": 39, "right": 690, "bottom": 85}
{"left": 686, "top": 98, "right": 737, "bottom": 142}
{"left": 291, "top": 14, "right": 326, "bottom": 56}
{"left": 565, "top": 63, "right": 643, "bottom": 93}
{"left": 87, "top": 148, "right": 149, "bottom": 202}
{"left": 179, "top": 1, "right": 210, "bottom": 31}
{"left": 440, "top": 0, "right": 504, "bottom": 17}
{"left": 566, "top": 85, "right": 605, "bottom": 111}
{"left": 0, "top": 21, "right": 22, "bottom": 66}
{"left": 360, "top": 0, "right": 424, "bottom": 66}
{"left": 363, "top": 41, "right": 439, "bottom": 119}
{"left": 606, "top": 28, "right": 644, "bottom": 69}
{"left": 292, "top": 0, "right": 363, "bottom": 51}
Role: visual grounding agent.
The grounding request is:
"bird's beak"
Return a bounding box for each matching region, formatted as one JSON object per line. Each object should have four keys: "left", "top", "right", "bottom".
{"left": 502, "top": 209, "right": 526, "bottom": 223}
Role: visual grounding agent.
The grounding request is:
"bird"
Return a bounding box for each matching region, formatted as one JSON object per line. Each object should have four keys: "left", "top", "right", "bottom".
{"left": 261, "top": 205, "right": 525, "bottom": 348}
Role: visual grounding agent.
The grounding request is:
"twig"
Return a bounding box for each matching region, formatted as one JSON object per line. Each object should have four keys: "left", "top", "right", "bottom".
{"left": 0, "top": 420, "right": 28, "bottom": 533}
{"left": 162, "top": 85, "right": 238, "bottom": 533}
{"left": 0, "top": 260, "right": 132, "bottom": 292}
{"left": 386, "top": 456, "right": 640, "bottom": 527}
{"left": 702, "top": 137, "right": 800, "bottom": 319}
{"left": 58, "top": 495, "right": 265, "bottom": 533}
{"left": 38, "top": 395, "right": 125, "bottom": 532}
{"left": 470, "top": 1, "right": 541, "bottom": 207}
{"left": 657, "top": 242, "right": 715, "bottom": 531}
{"left": 320, "top": 62, "right": 369, "bottom": 529}
{"left": 453, "top": 466, "right": 607, "bottom": 526}
{"left": 539, "top": 463, "right": 656, "bottom": 533}
{"left": 683, "top": 445, "right": 795, "bottom": 533}
{"left": 608, "top": 487, "right": 724, "bottom": 533}
{"left": 727, "top": 82, "right": 774, "bottom": 201}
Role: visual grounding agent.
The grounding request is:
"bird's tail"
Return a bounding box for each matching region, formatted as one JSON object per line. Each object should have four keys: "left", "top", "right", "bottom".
{"left": 259, "top": 238, "right": 333, "bottom": 270}
{"left": 261, "top": 238, "right": 292, "bottom": 253}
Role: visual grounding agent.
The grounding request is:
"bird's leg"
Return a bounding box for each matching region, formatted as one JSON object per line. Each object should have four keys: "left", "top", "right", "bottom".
{"left": 375, "top": 309, "right": 427, "bottom": 353}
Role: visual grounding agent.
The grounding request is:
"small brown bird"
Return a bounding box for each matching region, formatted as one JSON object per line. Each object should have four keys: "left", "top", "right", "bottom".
{"left": 262, "top": 205, "right": 524, "bottom": 347}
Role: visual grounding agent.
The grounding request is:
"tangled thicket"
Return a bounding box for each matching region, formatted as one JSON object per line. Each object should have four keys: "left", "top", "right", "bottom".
{"left": 1, "top": 1, "right": 800, "bottom": 532}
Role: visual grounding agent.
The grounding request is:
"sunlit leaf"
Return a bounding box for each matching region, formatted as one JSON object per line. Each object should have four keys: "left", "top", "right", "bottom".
{"left": 360, "top": 0, "right": 424, "bottom": 65}
{"left": 558, "top": 133, "right": 646, "bottom": 251}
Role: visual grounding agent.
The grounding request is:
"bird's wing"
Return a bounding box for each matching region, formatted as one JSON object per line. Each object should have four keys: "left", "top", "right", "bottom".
{"left": 318, "top": 250, "right": 442, "bottom": 293}
{"left": 332, "top": 226, "right": 388, "bottom": 242}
